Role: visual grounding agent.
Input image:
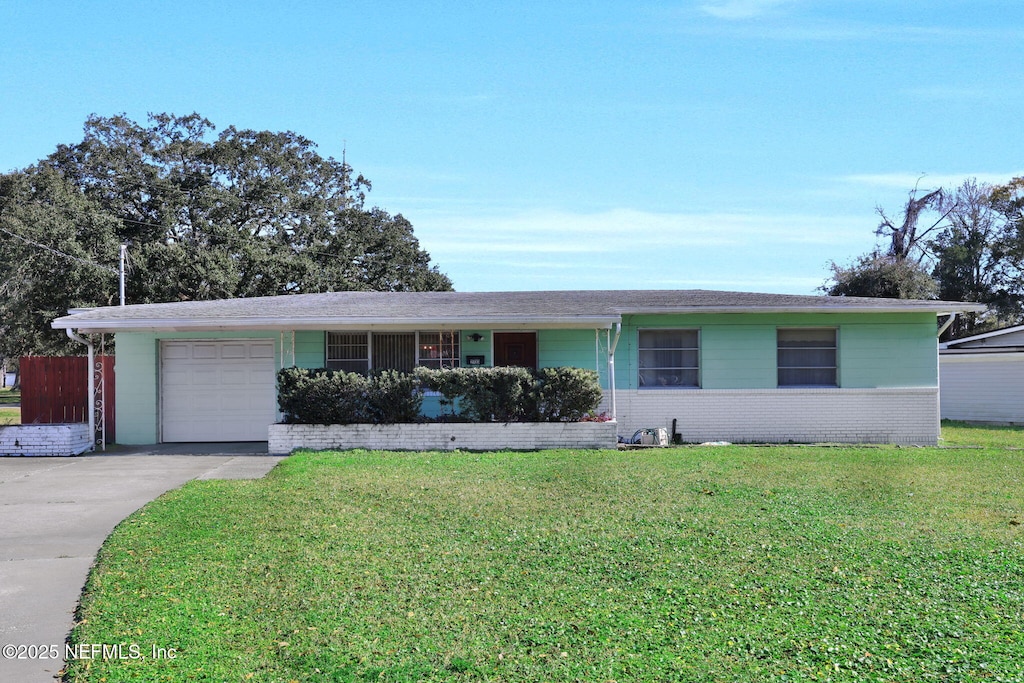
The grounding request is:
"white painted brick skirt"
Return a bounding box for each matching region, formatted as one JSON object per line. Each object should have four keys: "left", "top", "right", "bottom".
{"left": 269, "top": 421, "right": 619, "bottom": 455}
{"left": 0, "top": 424, "right": 93, "bottom": 456}
{"left": 607, "top": 387, "right": 939, "bottom": 446}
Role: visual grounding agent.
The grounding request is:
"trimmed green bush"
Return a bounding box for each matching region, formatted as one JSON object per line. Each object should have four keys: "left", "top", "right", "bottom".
{"left": 277, "top": 367, "right": 422, "bottom": 425}
{"left": 535, "top": 366, "right": 604, "bottom": 421}
{"left": 276, "top": 367, "right": 370, "bottom": 425}
{"left": 365, "top": 369, "right": 423, "bottom": 424}
{"left": 417, "top": 367, "right": 538, "bottom": 422}
{"left": 278, "top": 365, "right": 603, "bottom": 424}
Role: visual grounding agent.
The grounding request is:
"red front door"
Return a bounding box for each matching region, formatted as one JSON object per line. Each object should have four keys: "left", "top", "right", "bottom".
{"left": 493, "top": 332, "right": 537, "bottom": 369}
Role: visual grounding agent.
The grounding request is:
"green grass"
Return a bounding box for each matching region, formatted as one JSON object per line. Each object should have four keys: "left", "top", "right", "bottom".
{"left": 65, "top": 439, "right": 1024, "bottom": 682}
{"left": 941, "top": 419, "right": 1024, "bottom": 449}
{"left": 0, "top": 386, "right": 21, "bottom": 423}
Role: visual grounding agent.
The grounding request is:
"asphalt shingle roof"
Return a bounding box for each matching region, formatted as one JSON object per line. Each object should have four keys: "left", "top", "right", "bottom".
{"left": 51, "top": 289, "right": 985, "bottom": 333}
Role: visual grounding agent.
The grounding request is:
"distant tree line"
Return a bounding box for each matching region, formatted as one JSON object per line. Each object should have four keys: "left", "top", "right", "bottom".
{"left": 0, "top": 113, "right": 452, "bottom": 362}
{"left": 823, "top": 177, "right": 1024, "bottom": 339}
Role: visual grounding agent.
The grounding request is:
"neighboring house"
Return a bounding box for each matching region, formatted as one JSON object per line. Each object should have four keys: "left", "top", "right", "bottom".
{"left": 940, "top": 324, "right": 1024, "bottom": 424}
{"left": 51, "top": 289, "right": 982, "bottom": 446}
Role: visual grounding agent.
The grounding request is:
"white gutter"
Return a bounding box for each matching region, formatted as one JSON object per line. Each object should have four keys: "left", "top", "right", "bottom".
{"left": 607, "top": 322, "right": 622, "bottom": 421}
{"left": 937, "top": 313, "right": 958, "bottom": 339}
{"left": 65, "top": 329, "right": 96, "bottom": 453}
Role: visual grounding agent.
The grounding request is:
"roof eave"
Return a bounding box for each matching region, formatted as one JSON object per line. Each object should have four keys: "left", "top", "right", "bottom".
{"left": 51, "top": 315, "right": 621, "bottom": 334}
{"left": 618, "top": 304, "right": 986, "bottom": 315}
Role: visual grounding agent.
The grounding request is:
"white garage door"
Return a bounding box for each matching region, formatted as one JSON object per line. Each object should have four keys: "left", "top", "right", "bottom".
{"left": 161, "top": 340, "right": 277, "bottom": 442}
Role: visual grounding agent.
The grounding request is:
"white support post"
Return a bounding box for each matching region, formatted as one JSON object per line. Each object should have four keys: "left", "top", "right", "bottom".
{"left": 607, "top": 322, "right": 622, "bottom": 421}
{"left": 65, "top": 329, "right": 96, "bottom": 452}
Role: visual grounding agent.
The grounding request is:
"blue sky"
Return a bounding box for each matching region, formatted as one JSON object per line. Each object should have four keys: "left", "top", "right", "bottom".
{"left": 2, "top": 0, "right": 1022, "bottom": 294}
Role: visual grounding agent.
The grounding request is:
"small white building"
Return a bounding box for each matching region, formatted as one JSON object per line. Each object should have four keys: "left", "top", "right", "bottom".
{"left": 940, "top": 325, "right": 1024, "bottom": 424}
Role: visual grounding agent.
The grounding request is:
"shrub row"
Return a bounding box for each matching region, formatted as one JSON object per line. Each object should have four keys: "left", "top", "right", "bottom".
{"left": 276, "top": 366, "right": 603, "bottom": 425}
{"left": 277, "top": 368, "right": 422, "bottom": 425}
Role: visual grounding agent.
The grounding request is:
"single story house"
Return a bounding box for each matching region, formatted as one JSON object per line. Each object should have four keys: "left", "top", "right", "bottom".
{"left": 940, "top": 324, "right": 1024, "bottom": 424}
{"left": 51, "top": 289, "right": 983, "bottom": 446}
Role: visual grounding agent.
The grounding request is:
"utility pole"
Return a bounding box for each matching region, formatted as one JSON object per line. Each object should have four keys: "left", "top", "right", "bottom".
{"left": 119, "top": 244, "right": 127, "bottom": 306}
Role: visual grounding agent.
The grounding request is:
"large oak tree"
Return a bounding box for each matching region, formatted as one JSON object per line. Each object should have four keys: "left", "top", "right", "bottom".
{"left": 0, "top": 113, "right": 452, "bottom": 359}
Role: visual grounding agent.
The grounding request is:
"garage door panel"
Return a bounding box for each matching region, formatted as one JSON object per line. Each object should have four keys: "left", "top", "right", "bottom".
{"left": 191, "top": 372, "right": 222, "bottom": 385}
{"left": 250, "top": 344, "right": 276, "bottom": 359}
{"left": 220, "top": 368, "right": 249, "bottom": 385}
{"left": 162, "top": 344, "right": 191, "bottom": 360}
{"left": 220, "top": 343, "right": 248, "bottom": 359}
{"left": 161, "top": 340, "right": 277, "bottom": 442}
{"left": 190, "top": 344, "right": 219, "bottom": 359}
{"left": 250, "top": 368, "right": 276, "bottom": 383}
{"left": 161, "top": 369, "right": 191, "bottom": 386}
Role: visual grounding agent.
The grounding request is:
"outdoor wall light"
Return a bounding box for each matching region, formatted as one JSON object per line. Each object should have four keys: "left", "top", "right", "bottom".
{"left": 468, "top": 333, "right": 485, "bottom": 342}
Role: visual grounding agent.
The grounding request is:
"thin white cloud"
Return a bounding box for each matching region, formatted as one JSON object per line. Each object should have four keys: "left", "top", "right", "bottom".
{"left": 419, "top": 208, "right": 867, "bottom": 261}
{"left": 412, "top": 207, "right": 872, "bottom": 294}
{"left": 661, "top": 5, "right": 1024, "bottom": 42}
{"left": 698, "top": 0, "right": 795, "bottom": 20}
{"left": 651, "top": 274, "right": 827, "bottom": 290}
{"left": 842, "top": 172, "right": 1024, "bottom": 190}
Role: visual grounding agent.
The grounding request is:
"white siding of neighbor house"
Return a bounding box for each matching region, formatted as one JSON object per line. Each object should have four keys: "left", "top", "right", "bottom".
{"left": 940, "top": 353, "right": 1024, "bottom": 424}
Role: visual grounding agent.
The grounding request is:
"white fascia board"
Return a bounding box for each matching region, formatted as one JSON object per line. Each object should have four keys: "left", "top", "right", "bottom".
{"left": 616, "top": 304, "right": 985, "bottom": 315}
{"left": 52, "top": 315, "right": 620, "bottom": 333}
{"left": 944, "top": 323, "right": 1024, "bottom": 347}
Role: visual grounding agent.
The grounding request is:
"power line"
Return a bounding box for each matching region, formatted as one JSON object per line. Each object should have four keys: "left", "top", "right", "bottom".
{"left": 0, "top": 225, "right": 118, "bottom": 275}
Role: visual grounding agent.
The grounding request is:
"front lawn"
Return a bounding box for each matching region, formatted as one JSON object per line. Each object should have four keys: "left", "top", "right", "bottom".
{"left": 65, "top": 440, "right": 1024, "bottom": 682}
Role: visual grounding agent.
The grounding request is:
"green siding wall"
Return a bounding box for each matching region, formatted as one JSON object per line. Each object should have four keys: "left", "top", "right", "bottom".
{"left": 114, "top": 333, "right": 160, "bottom": 444}
{"left": 462, "top": 331, "right": 491, "bottom": 366}
{"left": 616, "top": 312, "right": 938, "bottom": 390}
{"left": 294, "top": 330, "right": 324, "bottom": 369}
{"left": 537, "top": 329, "right": 603, "bottom": 369}
{"left": 838, "top": 321, "right": 937, "bottom": 388}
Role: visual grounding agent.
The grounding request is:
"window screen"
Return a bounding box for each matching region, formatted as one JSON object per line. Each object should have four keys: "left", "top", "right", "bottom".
{"left": 326, "top": 331, "right": 459, "bottom": 373}
{"left": 326, "top": 332, "right": 369, "bottom": 373}
{"left": 638, "top": 329, "right": 699, "bottom": 388}
{"left": 418, "top": 331, "right": 460, "bottom": 369}
{"left": 777, "top": 328, "right": 837, "bottom": 386}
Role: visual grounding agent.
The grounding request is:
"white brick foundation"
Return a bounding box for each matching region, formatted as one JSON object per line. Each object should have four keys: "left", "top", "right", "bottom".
{"left": 0, "top": 424, "right": 93, "bottom": 456}
{"left": 608, "top": 387, "right": 939, "bottom": 445}
{"left": 269, "top": 421, "right": 618, "bottom": 454}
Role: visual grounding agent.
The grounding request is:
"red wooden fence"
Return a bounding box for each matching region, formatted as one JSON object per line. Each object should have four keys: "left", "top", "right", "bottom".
{"left": 20, "top": 356, "right": 115, "bottom": 442}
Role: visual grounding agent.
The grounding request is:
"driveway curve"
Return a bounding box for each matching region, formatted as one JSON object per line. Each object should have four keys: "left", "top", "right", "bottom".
{"left": 0, "top": 450, "right": 284, "bottom": 682}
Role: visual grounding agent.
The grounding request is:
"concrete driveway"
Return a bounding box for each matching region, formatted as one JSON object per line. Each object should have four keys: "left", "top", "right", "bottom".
{"left": 0, "top": 447, "right": 285, "bottom": 682}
